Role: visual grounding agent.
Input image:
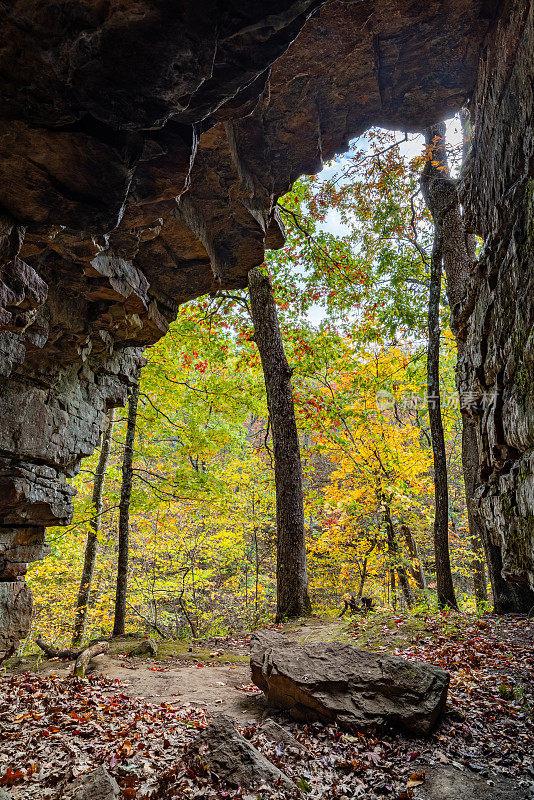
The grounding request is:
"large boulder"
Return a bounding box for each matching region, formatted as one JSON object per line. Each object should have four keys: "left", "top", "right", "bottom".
{"left": 190, "top": 714, "right": 295, "bottom": 790}
{"left": 250, "top": 632, "right": 449, "bottom": 736}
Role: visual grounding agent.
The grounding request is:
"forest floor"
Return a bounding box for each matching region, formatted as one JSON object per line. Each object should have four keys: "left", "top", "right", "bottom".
{"left": 1, "top": 612, "right": 533, "bottom": 799}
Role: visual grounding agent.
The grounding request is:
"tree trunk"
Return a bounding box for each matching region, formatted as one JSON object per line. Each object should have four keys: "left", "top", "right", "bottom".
{"left": 36, "top": 636, "right": 84, "bottom": 660}
{"left": 72, "top": 410, "right": 115, "bottom": 646}
{"left": 390, "top": 568, "right": 397, "bottom": 611}
{"left": 248, "top": 266, "right": 311, "bottom": 620}
{"left": 399, "top": 524, "right": 427, "bottom": 594}
{"left": 36, "top": 635, "right": 109, "bottom": 675}
{"left": 384, "top": 503, "right": 412, "bottom": 609}
{"left": 421, "top": 126, "right": 459, "bottom": 611}
{"left": 356, "top": 558, "right": 369, "bottom": 602}
{"left": 72, "top": 641, "right": 109, "bottom": 678}
{"left": 421, "top": 123, "right": 493, "bottom": 609}
{"left": 112, "top": 380, "right": 140, "bottom": 637}
{"left": 425, "top": 229, "right": 458, "bottom": 610}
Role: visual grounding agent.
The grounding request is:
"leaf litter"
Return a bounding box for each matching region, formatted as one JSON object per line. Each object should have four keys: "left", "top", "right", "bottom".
{"left": 0, "top": 614, "right": 532, "bottom": 799}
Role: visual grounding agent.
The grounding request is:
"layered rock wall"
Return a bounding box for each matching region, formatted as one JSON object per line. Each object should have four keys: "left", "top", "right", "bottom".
{"left": 1, "top": 0, "right": 531, "bottom": 655}
{"left": 458, "top": 0, "right": 534, "bottom": 611}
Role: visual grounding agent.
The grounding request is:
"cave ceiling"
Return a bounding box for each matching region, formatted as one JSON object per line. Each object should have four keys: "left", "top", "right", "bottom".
{"left": 0, "top": 0, "right": 496, "bottom": 358}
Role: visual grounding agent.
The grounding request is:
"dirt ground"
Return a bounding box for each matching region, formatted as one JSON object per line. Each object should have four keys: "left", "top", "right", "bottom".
{"left": 87, "top": 659, "right": 265, "bottom": 721}
{"left": 9, "top": 617, "right": 349, "bottom": 722}
{"left": 2, "top": 613, "right": 533, "bottom": 799}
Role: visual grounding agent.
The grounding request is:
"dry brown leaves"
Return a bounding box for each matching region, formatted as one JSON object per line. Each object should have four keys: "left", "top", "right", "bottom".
{"left": 0, "top": 614, "right": 533, "bottom": 800}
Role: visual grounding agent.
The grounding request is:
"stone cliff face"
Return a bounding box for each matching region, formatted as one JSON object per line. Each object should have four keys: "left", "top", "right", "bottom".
{"left": 0, "top": 0, "right": 531, "bottom": 657}
{"left": 458, "top": 0, "right": 534, "bottom": 611}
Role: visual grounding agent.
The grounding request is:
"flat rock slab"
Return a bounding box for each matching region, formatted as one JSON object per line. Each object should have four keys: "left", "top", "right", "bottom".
{"left": 251, "top": 632, "right": 449, "bottom": 736}
{"left": 414, "top": 765, "right": 531, "bottom": 800}
{"left": 191, "top": 713, "right": 295, "bottom": 790}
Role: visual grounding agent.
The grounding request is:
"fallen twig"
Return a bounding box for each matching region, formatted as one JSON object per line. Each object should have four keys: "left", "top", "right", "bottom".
{"left": 72, "top": 641, "right": 109, "bottom": 678}
{"left": 36, "top": 636, "right": 109, "bottom": 677}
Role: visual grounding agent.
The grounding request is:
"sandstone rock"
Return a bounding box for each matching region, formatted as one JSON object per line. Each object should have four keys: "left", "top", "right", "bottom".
{"left": 251, "top": 633, "right": 449, "bottom": 736}
{"left": 0, "top": 0, "right": 531, "bottom": 662}
{"left": 191, "top": 714, "right": 295, "bottom": 790}
{"left": 456, "top": 0, "right": 534, "bottom": 611}
{"left": 260, "top": 719, "right": 310, "bottom": 756}
{"left": 61, "top": 765, "right": 119, "bottom": 800}
{"left": 0, "top": 582, "right": 32, "bottom": 662}
{"left": 128, "top": 639, "right": 158, "bottom": 657}
{"left": 0, "top": 528, "right": 50, "bottom": 576}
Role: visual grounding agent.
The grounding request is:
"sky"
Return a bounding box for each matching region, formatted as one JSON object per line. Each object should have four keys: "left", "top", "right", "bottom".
{"left": 317, "top": 117, "right": 463, "bottom": 239}
{"left": 303, "top": 117, "right": 463, "bottom": 325}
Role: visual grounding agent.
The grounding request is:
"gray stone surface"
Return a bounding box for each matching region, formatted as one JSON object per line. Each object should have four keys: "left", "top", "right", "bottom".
{"left": 414, "top": 765, "right": 530, "bottom": 800}
{"left": 191, "top": 714, "right": 295, "bottom": 790}
{"left": 251, "top": 632, "right": 449, "bottom": 736}
{"left": 260, "top": 719, "right": 310, "bottom": 756}
{"left": 457, "top": 0, "right": 534, "bottom": 611}
{"left": 61, "top": 765, "right": 119, "bottom": 800}
{"left": 0, "top": 582, "right": 32, "bottom": 662}
{"left": 128, "top": 639, "right": 158, "bottom": 657}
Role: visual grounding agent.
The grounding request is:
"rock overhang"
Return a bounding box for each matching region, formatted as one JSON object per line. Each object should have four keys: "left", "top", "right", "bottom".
{"left": 2, "top": 0, "right": 494, "bottom": 331}
{"left": 3, "top": 0, "right": 533, "bottom": 657}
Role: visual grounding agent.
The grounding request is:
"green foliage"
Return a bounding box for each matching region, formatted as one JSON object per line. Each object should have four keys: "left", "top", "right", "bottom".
{"left": 27, "top": 125, "right": 488, "bottom": 648}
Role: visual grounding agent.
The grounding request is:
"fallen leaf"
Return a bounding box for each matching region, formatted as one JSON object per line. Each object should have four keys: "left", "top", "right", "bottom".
{"left": 406, "top": 771, "right": 425, "bottom": 788}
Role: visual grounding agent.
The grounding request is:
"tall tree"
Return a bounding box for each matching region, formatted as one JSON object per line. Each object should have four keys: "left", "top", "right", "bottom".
{"left": 421, "top": 126, "right": 458, "bottom": 610}
{"left": 399, "top": 524, "right": 427, "bottom": 595}
{"left": 113, "top": 379, "right": 140, "bottom": 637}
{"left": 72, "top": 410, "right": 115, "bottom": 645}
{"left": 248, "top": 265, "right": 311, "bottom": 620}
{"left": 421, "top": 122, "right": 487, "bottom": 606}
